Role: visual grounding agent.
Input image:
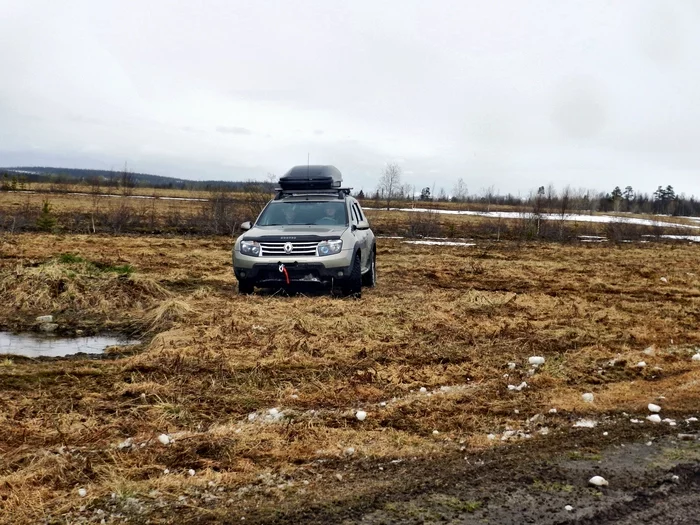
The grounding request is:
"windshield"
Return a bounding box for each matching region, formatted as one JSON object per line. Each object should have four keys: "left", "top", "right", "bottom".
{"left": 256, "top": 201, "right": 348, "bottom": 227}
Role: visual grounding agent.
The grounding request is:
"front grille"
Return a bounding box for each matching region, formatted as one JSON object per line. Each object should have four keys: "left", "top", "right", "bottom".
{"left": 259, "top": 241, "right": 319, "bottom": 257}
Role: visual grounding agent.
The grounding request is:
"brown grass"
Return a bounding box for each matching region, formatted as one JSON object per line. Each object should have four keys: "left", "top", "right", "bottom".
{"left": 1, "top": 233, "right": 700, "bottom": 522}
{"left": 3, "top": 188, "right": 697, "bottom": 240}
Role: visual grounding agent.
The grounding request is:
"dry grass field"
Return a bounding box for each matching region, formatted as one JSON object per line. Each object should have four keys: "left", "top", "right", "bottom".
{"left": 3, "top": 188, "right": 697, "bottom": 243}
{"left": 1, "top": 231, "right": 700, "bottom": 523}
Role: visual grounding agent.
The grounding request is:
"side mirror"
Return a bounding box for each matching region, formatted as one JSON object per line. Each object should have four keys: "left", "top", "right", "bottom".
{"left": 356, "top": 220, "right": 370, "bottom": 231}
{"left": 241, "top": 221, "right": 252, "bottom": 231}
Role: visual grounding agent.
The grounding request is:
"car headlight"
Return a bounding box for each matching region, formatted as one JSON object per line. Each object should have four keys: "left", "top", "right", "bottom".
{"left": 317, "top": 240, "right": 342, "bottom": 256}
{"left": 240, "top": 240, "right": 261, "bottom": 257}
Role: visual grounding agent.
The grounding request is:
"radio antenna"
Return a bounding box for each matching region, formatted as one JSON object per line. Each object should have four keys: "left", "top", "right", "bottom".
{"left": 307, "top": 153, "right": 310, "bottom": 178}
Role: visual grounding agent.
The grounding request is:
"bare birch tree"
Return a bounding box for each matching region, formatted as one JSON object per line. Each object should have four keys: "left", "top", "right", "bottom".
{"left": 377, "top": 163, "right": 402, "bottom": 211}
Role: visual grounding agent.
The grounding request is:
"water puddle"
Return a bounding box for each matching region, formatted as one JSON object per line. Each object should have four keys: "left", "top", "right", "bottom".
{"left": 0, "top": 332, "right": 137, "bottom": 358}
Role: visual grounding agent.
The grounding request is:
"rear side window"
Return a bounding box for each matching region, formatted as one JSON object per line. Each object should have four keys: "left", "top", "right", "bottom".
{"left": 350, "top": 203, "right": 360, "bottom": 224}
{"left": 352, "top": 203, "right": 365, "bottom": 222}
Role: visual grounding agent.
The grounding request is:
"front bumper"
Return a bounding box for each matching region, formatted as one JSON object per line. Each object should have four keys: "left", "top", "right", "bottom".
{"left": 233, "top": 250, "right": 355, "bottom": 286}
{"left": 234, "top": 261, "right": 353, "bottom": 286}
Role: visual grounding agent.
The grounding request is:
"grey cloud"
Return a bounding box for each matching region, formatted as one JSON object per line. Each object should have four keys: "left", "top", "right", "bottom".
{"left": 1, "top": 0, "right": 700, "bottom": 196}
{"left": 216, "top": 126, "right": 252, "bottom": 136}
{"left": 67, "top": 115, "right": 106, "bottom": 126}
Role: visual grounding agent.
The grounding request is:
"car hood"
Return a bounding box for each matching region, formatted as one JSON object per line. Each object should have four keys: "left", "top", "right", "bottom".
{"left": 242, "top": 225, "right": 348, "bottom": 239}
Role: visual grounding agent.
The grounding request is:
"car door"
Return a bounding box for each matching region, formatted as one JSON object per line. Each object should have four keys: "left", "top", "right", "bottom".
{"left": 355, "top": 200, "right": 374, "bottom": 246}
{"left": 350, "top": 200, "right": 371, "bottom": 271}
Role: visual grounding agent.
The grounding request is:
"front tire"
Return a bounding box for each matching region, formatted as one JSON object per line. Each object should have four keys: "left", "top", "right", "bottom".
{"left": 362, "top": 249, "right": 376, "bottom": 287}
{"left": 238, "top": 279, "right": 255, "bottom": 295}
{"left": 342, "top": 254, "right": 362, "bottom": 298}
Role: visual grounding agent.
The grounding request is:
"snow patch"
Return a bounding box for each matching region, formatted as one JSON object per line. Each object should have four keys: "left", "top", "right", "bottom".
{"left": 365, "top": 207, "right": 700, "bottom": 230}
{"left": 403, "top": 240, "right": 476, "bottom": 247}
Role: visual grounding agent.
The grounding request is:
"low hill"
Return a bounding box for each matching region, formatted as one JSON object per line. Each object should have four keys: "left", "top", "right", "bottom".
{"left": 1, "top": 166, "right": 266, "bottom": 191}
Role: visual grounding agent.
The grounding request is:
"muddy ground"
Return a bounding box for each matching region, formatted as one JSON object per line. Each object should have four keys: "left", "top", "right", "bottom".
{"left": 1, "top": 233, "right": 699, "bottom": 524}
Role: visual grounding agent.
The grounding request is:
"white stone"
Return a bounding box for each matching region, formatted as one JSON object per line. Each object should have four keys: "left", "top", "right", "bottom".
{"left": 188, "top": 469, "right": 196, "bottom": 476}
{"left": 565, "top": 505, "right": 573, "bottom": 512}
{"left": 646, "top": 414, "right": 661, "bottom": 423}
{"left": 118, "top": 438, "right": 133, "bottom": 450}
{"left": 36, "top": 315, "right": 53, "bottom": 323}
{"left": 648, "top": 403, "right": 661, "bottom": 413}
{"left": 582, "top": 393, "right": 594, "bottom": 403}
{"left": 157, "top": 434, "right": 170, "bottom": 445}
{"left": 528, "top": 356, "right": 545, "bottom": 366}
{"left": 356, "top": 410, "right": 367, "bottom": 421}
{"left": 588, "top": 476, "right": 608, "bottom": 487}
{"left": 78, "top": 488, "right": 87, "bottom": 497}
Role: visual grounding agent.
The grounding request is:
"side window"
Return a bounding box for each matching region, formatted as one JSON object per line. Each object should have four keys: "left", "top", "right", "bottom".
{"left": 353, "top": 203, "right": 365, "bottom": 222}
{"left": 350, "top": 204, "right": 360, "bottom": 224}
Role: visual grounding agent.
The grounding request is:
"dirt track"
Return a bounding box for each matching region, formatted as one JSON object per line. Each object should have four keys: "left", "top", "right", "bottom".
{"left": 344, "top": 433, "right": 700, "bottom": 525}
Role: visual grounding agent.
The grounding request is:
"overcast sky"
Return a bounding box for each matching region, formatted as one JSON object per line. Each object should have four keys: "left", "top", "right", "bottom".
{"left": 1, "top": 1, "right": 699, "bottom": 196}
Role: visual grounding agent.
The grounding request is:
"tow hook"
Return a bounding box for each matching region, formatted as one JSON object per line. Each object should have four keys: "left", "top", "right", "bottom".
{"left": 278, "top": 263, "right": 290, "bottom": 285}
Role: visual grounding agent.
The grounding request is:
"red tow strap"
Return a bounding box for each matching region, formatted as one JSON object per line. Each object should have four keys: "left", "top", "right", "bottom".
{"left": 279, "top": 264, "right": 290, "bottom": 285}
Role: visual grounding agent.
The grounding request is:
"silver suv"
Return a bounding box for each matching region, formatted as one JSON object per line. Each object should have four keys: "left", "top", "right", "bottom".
{"left": 233, "top": 166, "right": 376, "bottom": 296}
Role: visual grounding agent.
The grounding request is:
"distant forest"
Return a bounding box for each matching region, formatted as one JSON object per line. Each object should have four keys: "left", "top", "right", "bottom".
{"left": 382, "top": 182, "right": 700, "bottom": 217}
{"left": 2, "top": 166, "right": 700, "bottom": 217}
{"left": 0, "top": 166, "right": 266, "bottom": 192}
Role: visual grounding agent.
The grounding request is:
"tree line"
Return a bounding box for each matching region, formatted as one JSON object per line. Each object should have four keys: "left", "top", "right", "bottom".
{"left": 371, "top": 163, "right": 700, "bottom": 217}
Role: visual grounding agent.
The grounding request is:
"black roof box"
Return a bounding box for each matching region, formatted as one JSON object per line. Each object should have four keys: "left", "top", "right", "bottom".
{"left": 279, "top": 165, "right": 342, "bottom": 190}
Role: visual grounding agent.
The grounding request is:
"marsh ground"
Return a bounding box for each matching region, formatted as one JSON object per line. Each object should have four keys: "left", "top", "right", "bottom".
{"left": 1, "top": 233, "right": 699, "bottom": 523}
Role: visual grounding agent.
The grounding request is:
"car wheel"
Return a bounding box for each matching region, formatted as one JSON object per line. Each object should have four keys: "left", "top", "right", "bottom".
{"left": 238, "top": 279, "right": 255, "bottom": 295}
{"left": 362, "top": 249, "right": 376, "bottom": 287}
{"left": 342, "top": 254, "right": 362, "bottom": 298}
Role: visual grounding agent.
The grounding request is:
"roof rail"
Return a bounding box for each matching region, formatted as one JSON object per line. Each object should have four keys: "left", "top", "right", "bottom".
{"left": 274, "top": 187, "right": 353, "bottom": 200}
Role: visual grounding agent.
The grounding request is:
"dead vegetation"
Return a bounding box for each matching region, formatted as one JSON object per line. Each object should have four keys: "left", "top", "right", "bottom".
{"left": 1, "top": 233, "right": 700, "bottom": 523}
{"left": 2, "top": 189, "right": 698, "bottom": 241}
